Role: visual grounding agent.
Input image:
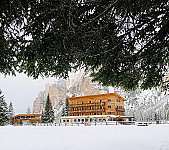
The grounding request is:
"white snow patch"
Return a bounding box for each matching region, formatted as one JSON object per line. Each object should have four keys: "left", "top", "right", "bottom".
{"left": 0, "top": 125, "right": 169, "bottom": 150}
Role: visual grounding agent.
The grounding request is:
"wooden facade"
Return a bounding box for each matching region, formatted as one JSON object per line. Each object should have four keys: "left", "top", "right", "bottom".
{"left": 68, "top": 93, "right": 125, "bottom": 116}
{"left": 11, "top": 114, "right": 42, "bottom": 125}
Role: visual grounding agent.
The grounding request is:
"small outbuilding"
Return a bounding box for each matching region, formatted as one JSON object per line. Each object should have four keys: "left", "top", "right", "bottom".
{"left": 11, "top": 114, "right": 42, "bottom": 125}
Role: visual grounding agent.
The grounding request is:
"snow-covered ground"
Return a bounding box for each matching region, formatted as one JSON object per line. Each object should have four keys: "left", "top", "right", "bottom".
{"left": 0, "top": 124, "right": 169, "bottom": 150}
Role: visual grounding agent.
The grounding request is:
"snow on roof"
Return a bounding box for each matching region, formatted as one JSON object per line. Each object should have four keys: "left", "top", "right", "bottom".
{"left": 67, "top": 93, "right": 126, "bottom": 101}
{"left": 11, "top": 114, "right": 42, "bottom": 119}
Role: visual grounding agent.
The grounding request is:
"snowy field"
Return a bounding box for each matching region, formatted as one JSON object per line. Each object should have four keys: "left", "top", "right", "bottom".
{"left": 0, "top": 124, "right": 169, "bottom": 150}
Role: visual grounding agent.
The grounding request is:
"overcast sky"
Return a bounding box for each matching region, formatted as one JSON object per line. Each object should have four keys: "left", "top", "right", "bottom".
{"left": 0, "top": 73, "right": 57, "bottom": 114}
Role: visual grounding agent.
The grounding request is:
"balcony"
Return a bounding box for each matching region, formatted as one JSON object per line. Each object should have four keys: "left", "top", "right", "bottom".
{"left": 69, "top": 109, "right": 105, "bottom": 113}
{"left": 115, "top": 108, "right": 125, "bottom": 112}
{"left": 69, "top": 102, "right": 105, "bottom": 108}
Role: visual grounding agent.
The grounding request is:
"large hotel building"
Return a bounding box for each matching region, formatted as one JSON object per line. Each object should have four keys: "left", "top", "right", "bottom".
{"left": 68, "top": 93, "right": 125, "bottom": 116}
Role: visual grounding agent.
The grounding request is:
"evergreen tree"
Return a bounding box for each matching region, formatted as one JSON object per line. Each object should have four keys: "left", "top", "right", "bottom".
{"left": 41, "top": 94, "right": 55, "bottom": 123}
{"left": 41, "top": 111, "right": 44, "bottom": 123}
{"left": 61, "top": 107, "right": 65, "bottom": 117}
{"left": 154, "top": 114, "right": 157, "bottom": 121}
{"left": 8, "top": 102, "right": 14, "bottom": 118}
{"left": 8, "top": 102, "right": 14, "bottom": 124}
{"left": 26, "top": 107, "right": 31, "bottom": 114}
{"left": 61, "top": 99, "right": 69, "bottom": 117}
{"left": 65, "top": 99, "right": 69, "bottom": 116}
{"left": 0, "top": 90, "right": 9, "bottom": 126}
{"left": 0, "top": 0, "right": 168, "bottom": 90}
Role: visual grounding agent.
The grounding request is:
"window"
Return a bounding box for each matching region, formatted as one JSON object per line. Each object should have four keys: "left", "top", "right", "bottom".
{"left": 82, "top": 107, "right": 84, "bottom": 110}
{"left": 100, "top": 113, "right": 103, "bottom": 115}
{"left": 67, "top": 120, "right": 69, "bottom": 122}
{"left": 78, "top": 119, "right": 80, "bottom": 122}
{"left": 108, "top": 112, "right": 111, "bottom": 115}
{"left": 108, "top": 105, "right": 111, "bottom": 108}
{"left": 100, "top": 99, "right": 102, "bottom": 103}
{"left": 82, "top": 119, "right": 84, "bottom": 122}
{"left": 82, "top": 102, "right": 84, "bottom": 104}
{"left": 100, "top": 106, "right": 103, "bottom": 109}
{"left": 90, "top": 107, "right": 92, "bottom": 110}
{"left": 89, "top": 101, "right": 92, "bottom": 103}
{"left": 63, "top": 120, "right": 65, "bottom": 122}
{"left": 108, "top": 99, "right": 111, "bottom": 102}
{"left": 94, "top": 113, "right": 96, "bottom": 115}
{"left": 74, "top": 119, "right": 76, "bottom": 122}
{"left": 95, "top": 107, "right": 97, "bottom": 109}
{"left": 77, "top": 102, "right": 79, "bottom": 104}
{"left": 95, "top": 100, "right": 97, "bottom": 103}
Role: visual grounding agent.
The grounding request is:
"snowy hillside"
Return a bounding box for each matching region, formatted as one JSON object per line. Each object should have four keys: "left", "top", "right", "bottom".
{"left": 124, "top": 88, "right": 169, "bottom": 121}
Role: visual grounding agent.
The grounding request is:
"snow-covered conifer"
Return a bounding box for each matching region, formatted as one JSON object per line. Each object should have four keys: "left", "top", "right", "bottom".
{"left": 9, "top": 102, "right": 14, "bottom": 116}
{"left": 61, "top": 99, "right": 69, "bottom": 116}
{"left": 26, "top": 107, "right": 31, "bottom": 114}
{"left": 41, "top": 94, "right": 55, "bottom": 123}
{"left": 0, "top": 90, "right": 9, "bottom": 126}
{"left": 61, "top": 107, "right": 65, "bottom": 117}
{"left": 8, "top": 102, "right": 14, "bottom": 124}
{"left": 64, "top": 99, "right": 69, "bottom": 116}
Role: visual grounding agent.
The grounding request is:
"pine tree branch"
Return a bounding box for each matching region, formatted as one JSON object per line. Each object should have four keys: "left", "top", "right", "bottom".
{"left": 82, "top": 0, "right": 122, "bottom": 27}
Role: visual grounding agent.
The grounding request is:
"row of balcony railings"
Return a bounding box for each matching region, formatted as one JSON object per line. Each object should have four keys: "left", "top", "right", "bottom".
{"left": 69, "top": 107, "right": 125, "bottom": 113}
{"left": 69, "top": 108, "right": 105, "bottom": 113}
{"left": 115, "top": 108, "right": 125, "bottom": 112}
{"left": 69, "top": 102, "right": 106, "bottom": 107}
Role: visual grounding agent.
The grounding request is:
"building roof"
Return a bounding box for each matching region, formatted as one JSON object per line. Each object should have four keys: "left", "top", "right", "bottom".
{"left": 11, "top": 114, "right": 42, "bottom": 119}
{"left": 67, "top": 93, "right": 126, "bottom": 101}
